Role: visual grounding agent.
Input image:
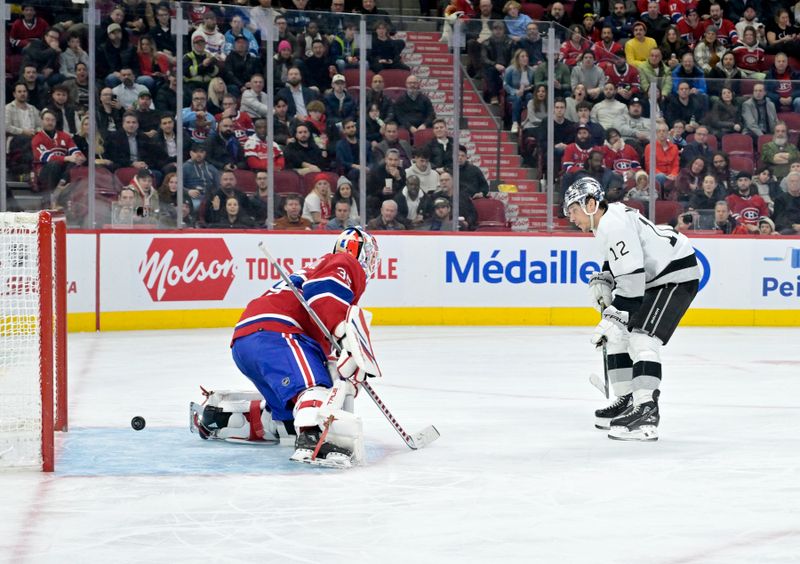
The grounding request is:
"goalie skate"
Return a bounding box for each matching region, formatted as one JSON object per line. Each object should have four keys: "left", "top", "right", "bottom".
{"left": 290, "top": 428, "right": 357, "bottom": 469}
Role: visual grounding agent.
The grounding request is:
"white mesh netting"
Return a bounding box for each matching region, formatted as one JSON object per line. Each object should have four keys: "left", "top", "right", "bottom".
{"left": 0, "top": 212, "right": 44, "bottom": 468}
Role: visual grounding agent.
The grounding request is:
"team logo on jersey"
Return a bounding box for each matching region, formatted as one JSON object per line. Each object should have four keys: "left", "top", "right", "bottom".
{"left": 139, "top": 238, "right": 235, "bottom": 301}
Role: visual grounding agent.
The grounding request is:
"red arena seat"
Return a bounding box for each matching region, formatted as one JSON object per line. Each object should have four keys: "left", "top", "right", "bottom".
{"left": 379, "top": 69, "right": 411, "bottom": 88}
{"left": 721, "top": 133, "right": 754, "bottom": 156}
{"left": 273, "top": 170, "right": 304, "bottom": 195}
{"left": 473, "top": 197, "right": 510, "bottom": 231}
{"left": 233, "top": 169, "right": 257, "bottom": 193}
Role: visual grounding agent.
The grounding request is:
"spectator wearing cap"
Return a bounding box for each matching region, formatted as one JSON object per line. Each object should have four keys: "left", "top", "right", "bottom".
{"left": 625, "top": 21, "right": 657, "bottom": 66}
{"left": 223, "top": 36, "right": 261, "bottom": 97}
{"left": 422, "top": 197, "right": 460, "bottom": 231}
{"left": 284, "top": 123, "right": 329, "bottom": 175}
{"left": 393, "top": 75, "right": 436, "bottom": 134}
{"left": 273, "top": 40, "right": 301, "bottom": 89}
{"left": 324, "top": 74, "right": 357, "bottom": 132}
{"left": 562, "top": 123, "right": 597, "bottom": 176}
{"left": 618, "top": 96, "right": 652, "bottom": 150}
{"left": 726, "top": 172, "right": 769, "bottom": 233}
{"left": 332, "top": 176, "right": 361, "bottom": 223}
{"left": 276, "top": 67, "right": 319, "bottom": 119}
{"left": 590, "top": 83, "right": 628, "bottom": 131}
{"left": 224, "top": 15, "right": 259, "bottom": 57}
{"left": 45, "top": 84, "right": 80, "bottom": 136}
{"left": 641, "top": 1, "right": 671, "bottom": 44}
{"left": 9, "top": 4, "right": 49, "bottom": 53}
{"left": 98, "top": 23, "right": 139, "bottom": 88}
{"left": 182, "top": 142, "right": 221, "bottom": 208}
{"left": 183, "top": 35, "right": 220, "bottom": 91}
{"left": 604, "top": 57, "right": 642, "bottom": 104}
{"left": 112, "top": 67, "right": 151, "bottom": 110}
{"left": 105, "top": 110, "right": 158, "bottom": 175}
{"left": 758, "top": 216, "right": 777, "bottom": 235}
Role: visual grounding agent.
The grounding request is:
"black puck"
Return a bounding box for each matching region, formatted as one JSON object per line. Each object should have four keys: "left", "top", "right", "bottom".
{"left": 131, "top": 416, "right": 146, "bottom": 431}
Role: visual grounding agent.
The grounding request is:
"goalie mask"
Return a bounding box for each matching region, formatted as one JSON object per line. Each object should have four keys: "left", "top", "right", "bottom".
{"left": 333, "top": 227, "right": 380, "bottom": 280}
{"left": 563, "top": 176, "right": 605, "bottom": 217}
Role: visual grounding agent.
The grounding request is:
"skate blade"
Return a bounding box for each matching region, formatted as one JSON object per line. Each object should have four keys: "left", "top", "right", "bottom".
{"left": 594, "top": 417, "right": 611, "bottom": 430}
{"left": 290, "top": 449, "right": 354, "bottom": 469}
{"left": 607, "top": 426, "right": 658, "bottom": 442}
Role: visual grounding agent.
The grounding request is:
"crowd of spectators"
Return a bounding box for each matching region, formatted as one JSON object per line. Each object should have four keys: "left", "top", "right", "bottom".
{"left": 462, "top": 0, "right": 800, "bottom": 234}
{"left": 4, "top": 0, "right": 490, "bottom": 231}
{"left": 4, "top": 0, "right": 800, "bottom": 234}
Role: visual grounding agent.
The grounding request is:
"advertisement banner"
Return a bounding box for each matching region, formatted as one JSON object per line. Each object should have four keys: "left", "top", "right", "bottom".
{"left": 64, "top": 232, "right": 800, "bottom": 330}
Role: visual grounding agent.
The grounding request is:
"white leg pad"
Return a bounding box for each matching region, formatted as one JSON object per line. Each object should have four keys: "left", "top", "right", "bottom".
{"left": 628, "top": 330, "right": 662, "bottom": 364}
{"left": 293, "top": 382, "right": 364, "bottom": 464}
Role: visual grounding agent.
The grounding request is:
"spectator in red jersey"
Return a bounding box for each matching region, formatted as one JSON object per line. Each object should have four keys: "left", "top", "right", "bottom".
{"left": 243, "top": 118, "right": 286, "bottom": 172}
{"left": 215, "top": 94, "right": 255, "bottom": 146}
{"left": 32, "top": 109, "right": 86, "bottom": 199}
{"left": 703, "top": 2, "right": 738, "bottom": 47}
{"left": 676, "top": 8, "right": 703, "bottom": 49}
{"left": 9, "top": 4, "right": 49, "bottom": 52}
{"left": 765, "top": 52, "right": 800, "bottom": 113}
{"left": 594, "top": 26, "right": 625, "bottom": 64}
{"left": 560, "top": 25, "right": 592, "bottom": 67}
{"left": 562, "top": 124, "right": 597, "bottom": 176}
{"left": 733, "top": 26, "right": 766, "bottom": 79}
{"left": 602, "top": 128, "right": 642, "bottom": 179}
{"left": 726, "top": 172, "right": 769, "bottom": 232}
{"left": 604, "top": 57, "right": 641, "bottom": 103}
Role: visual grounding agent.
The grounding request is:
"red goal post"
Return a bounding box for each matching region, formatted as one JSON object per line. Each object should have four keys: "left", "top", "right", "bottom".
{"left": 0, "top": 211, "right": 67, "bottom": 472}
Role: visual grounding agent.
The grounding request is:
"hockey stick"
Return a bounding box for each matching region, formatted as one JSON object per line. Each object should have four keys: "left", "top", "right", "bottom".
{"left": 590, "top": 297, "right": 610, "bottom": 398}
{"left": 258, "top": 242, "right": 440, "bottom": 450}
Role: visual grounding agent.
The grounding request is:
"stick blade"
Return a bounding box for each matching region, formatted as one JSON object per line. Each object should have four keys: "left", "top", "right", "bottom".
{"left": 409, "top": 425, "right": 440, "bottom": 450}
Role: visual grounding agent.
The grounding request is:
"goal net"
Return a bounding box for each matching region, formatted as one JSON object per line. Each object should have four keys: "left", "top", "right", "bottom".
{"left": 0, "top": 212, "right": 67, "bottom": 471}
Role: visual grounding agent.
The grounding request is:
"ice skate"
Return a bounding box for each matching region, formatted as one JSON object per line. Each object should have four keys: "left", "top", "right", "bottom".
{"left": 608, "top": 391, "right": 660, "bottom": 442}
{"left": 290, "top": 428, "right": 356, "bottom": 469}
{"left": 594, "top": 393, "right": 632, "bottom": 430}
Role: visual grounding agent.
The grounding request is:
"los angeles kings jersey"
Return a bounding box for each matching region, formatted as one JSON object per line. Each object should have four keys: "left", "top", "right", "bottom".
{"left": 595, "top": 203, "right": 699, "bottom": 311}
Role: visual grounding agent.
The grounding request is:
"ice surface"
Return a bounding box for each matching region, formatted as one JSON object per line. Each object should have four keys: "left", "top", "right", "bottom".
{"left": 2, "top": 326, "right": 800, "bottom": 564}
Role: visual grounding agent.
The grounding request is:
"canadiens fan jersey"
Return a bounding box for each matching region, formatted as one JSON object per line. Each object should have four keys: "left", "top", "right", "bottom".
{"left": 232, "top": 253, "right": 366, "bottom": 350}
{"left": 31, "top": 130, "right": 84, "bottom": 173}
{"left": 596, "top": 203, "right": 699, "bottom": 310}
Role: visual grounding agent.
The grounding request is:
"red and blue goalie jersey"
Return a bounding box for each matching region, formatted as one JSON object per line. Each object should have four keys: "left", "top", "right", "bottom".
{"left": 232, "top": 252, "right": 367, "bottom": 349}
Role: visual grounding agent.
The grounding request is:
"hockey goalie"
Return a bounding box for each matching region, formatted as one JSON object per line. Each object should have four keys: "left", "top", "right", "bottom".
{"left": 190, "top": 227, "right": 381, "bottom": 468}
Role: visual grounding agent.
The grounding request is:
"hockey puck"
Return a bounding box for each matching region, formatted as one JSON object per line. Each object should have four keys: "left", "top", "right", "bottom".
{"left": 131, "top": 416, "right": 146, "bottom": 431}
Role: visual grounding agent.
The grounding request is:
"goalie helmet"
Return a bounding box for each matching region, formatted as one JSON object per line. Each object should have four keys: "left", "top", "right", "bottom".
{"left": 333, "top": 227, "right": 380, "bottom": 280}
{"left": 563, "top": 176, "right": 605, "bottom": 216}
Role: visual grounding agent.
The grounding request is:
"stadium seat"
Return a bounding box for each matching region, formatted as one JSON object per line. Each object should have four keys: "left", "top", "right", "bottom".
{"left": 114, "top": 167, "right": 138, "bottom": 187}
{"left": 379, "top": 69, "right": 411, "bottom": 88}
{"left": 233, "top": 169, "right": 257, "bottom": 193}
{"left": 383, "top": 87, "right": 406, "bottom": 101}
{"left": 343, "top": 68, "right": 373, "bottom": 87}
{"left": 302, "top": 171, "right": 339, "bottom": 196}
{"left": 625, "top": 200, "right": 646, "bottom": 216}
{"left": 654, "top": 201, "right": 684, "bottom": 225}
{"left": 757, "top": 134, "right": 773, "bottom": 155}
{"left": 520, "top": 3, "right": 545, "bottom": 19}
{"left": 412, "top": 128, "right": 435, "bottom": 147}
{"left": 780, "top": 112, "right": 800, "bottom": 133}
{"left": 721, "top": 133, "right": 754, "bottom": 156}
{"left": 397, "top": 127, "right": 412, "bottom": 142}
{"left": 740, "top": 79, "right": 755, "bottom": 97}
{"left": 69, "top": 166, "right": 119, "bottom": 196}
{"left": 273, "top": 170, "right": 304, "bottom": 195}
{"left": 346, "top": 86, "right": 360, "bottom": 101}
{"left": 686, "top": 133, "right": 718, "bottom": 150}
{"left": 473, "top": 198, "right": 510, "bottom": 231}
{"left": 729, "top": 155, "right": 754, "bottom": 174}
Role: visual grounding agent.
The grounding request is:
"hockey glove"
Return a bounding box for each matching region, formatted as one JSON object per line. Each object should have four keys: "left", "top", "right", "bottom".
{"left": 588, "top": 271, "right": 615, "bottom": 312}
{"left": 590, "top": 306, "right": 629, "bottom": 347}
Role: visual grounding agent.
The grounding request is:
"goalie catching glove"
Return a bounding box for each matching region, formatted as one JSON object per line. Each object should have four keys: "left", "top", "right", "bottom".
{"left": 333, "top": 305, "right": 382, "bottom": 383}
{"left": 591, "top": 305, "right": 629, "bottom": 347}
{"left": 588, "top": 271, "right": 615, "bottom": 312}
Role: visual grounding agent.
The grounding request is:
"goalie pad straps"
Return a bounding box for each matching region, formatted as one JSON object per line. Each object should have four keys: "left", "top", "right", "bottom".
{"left": 293, "top": 382, "right": 364, "bottom": 462}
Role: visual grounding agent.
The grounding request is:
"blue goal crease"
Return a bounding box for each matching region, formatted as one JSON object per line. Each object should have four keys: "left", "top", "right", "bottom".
{"left": 54, "top": 428, "right": 385, "bottom": 477}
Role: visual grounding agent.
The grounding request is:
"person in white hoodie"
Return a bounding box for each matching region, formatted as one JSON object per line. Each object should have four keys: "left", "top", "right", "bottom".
{"left": 405, "top": 146, "right": 440, "bottom": 194}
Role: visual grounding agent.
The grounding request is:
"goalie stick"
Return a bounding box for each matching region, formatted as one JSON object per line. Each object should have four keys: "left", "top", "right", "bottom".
{"left": 258, "top": 242, "right": 440, "bottom": 451}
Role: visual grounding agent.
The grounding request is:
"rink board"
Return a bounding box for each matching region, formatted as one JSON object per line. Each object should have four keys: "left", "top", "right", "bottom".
{"left": 61, "top": 231, "right": 800, "bottom": 331}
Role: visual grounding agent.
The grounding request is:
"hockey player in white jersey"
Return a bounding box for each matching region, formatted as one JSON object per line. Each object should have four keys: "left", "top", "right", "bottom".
{"left": 564, "top": 177, "right": 700, "bottom": 441}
